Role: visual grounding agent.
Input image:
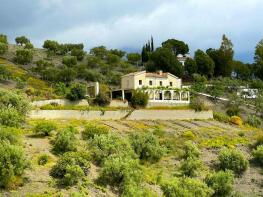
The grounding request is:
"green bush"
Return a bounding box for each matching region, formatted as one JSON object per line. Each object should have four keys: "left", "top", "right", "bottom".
{"left": 161, "top": 177, "right": 213, "bottom": 197}
{"left": 90, "top": 133, "right": 135, "bottom": 165}
{"left": 38, "top": 154, "right": 49, "bottom": 165}
{"left": 0, "top": 107, "right": 23, "bottom": 127}
{"left": 98, "top": 155, "right": 143, "bottom": 192}
{"left": 52, "top": 127, "right": 78, "bottom": 154}
{"left": 130, "top": 90, "right": 149, "bottom": 108}
{"left": 0, "top": 42, "right": 8, "bottom": 54}
{"left": 121, "top": 182, "right": 158, "bottom": 197}
{"left": 213, "top": 112, "right": 230, "bottom": 123}
{"left": 71, "top": 48, "right": 85, "bottom": 61}
{"left": 252, "top": 145, "right": 263, "bottom": 165}
{"left": 34, "top": 121, "right": 57, "bottom": 136}
{"left": 82, "top": 123, "right": 109, "bottom": 140}
{"left": 25, "top": 42, "right": 34, "bottom": 49}
{"left": 66, "top": 83, "right": 86, "bottom": 101}
{"left": 205, "top": 170, "right": 234, "bottom": 197}
{"left": 226, "top": 107, "right": 240, "bottom": 117}
{"left": 182, "top": 141, "right": 200, "bottom": 159}
{"left": 0, "top": 141, "right": 27, "bottom": 188}
{"left": 129, "top": 132, "right": 165, "bottom": 163}
{"left": 190, "top": 97, "right": 206, "bottom": 112}
{"left": 93, "top": 92, "right": 110, "bottom": 107}
{"left": 180, "top": 157, "right": 203, "bottom": 177}
{"left": 50, "top": 151, "right": 90, "bottom": 186}
{"left": 254, "top": 135, "right": 263, "bottom": 147}
{"left": 218, "top": 148, "right": 248, "bottom": 174}
{"left": 0, "top": 64, "right": 11, "bottom": 81}
{"left": 0, "top": 127, "right": 21, "bottom": 145}
{"left": 246, "top": 115, "right": 261, "bottom": 128}
{"left": 15, "top": 49, "right": 33, "bottom": 64}
{"left": 62, "top": 56, "right": 77, "bottom": 67}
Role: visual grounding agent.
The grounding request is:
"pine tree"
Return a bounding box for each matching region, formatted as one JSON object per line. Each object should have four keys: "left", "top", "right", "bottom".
{"left": 141, "top": 46, "right": 149, "bottom": 63}
{"left": 151, "top": 36, "right": 154, "bottom": 52}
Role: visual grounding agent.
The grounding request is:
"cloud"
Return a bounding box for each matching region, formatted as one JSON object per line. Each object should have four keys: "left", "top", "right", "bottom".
{"left": 0, "top": 0, "right": 263, "bottom": 62}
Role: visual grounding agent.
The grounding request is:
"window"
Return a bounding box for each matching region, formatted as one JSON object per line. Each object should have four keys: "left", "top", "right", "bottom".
{"left": 139, "top": 80, "right": 142, "bottom": 85}
{"left": 160, "top": 81, "right": 163, "bottom": 86}
{"left": 170, "top": 82, "right": 173, "bottom": 86}
{"left": 149, "top": 80, "right": 153, "bottom": 86}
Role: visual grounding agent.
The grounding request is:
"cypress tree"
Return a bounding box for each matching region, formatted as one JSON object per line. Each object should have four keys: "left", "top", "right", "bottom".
{"left": 151, "top": 36, "right": 154, "bottom": 52}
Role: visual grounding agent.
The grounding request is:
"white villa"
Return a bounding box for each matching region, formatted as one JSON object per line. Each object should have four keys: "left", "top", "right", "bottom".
{"left": 120, "top": 70, "right": 190, "bottom": 106}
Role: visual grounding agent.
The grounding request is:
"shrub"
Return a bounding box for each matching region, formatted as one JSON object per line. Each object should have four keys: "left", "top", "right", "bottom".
{"left": 52, "top": 127, "right": 78, "bottom": 154}
{"left": 66, "top": 83, "right": 86, "bottom": 101}
{"left": 180, "top": 157, "right": 203, "bottom": 177}
{"left": 218, "top": 148, "right": 248, "bottom": 174}
{"left": 90, "top": 133, "right": 135, "bottom": 165}
{"left": 254, "top": 135, "right": 263, "bottom": 147}
{"left": 0, "top": 107, "right": 23, "bottom": 127}
{"left": 129, "top": 132, "right": 165, "bottom": 163}
{"left": 0, "top": 42, "right": 8, "bottom": 54}
{"left": 0, "top": 141, "right": 27, "bottom": 188}
{"left": 50, "top": 151, "right": 90, "bottom": 186}
{"left": 38, "top": 154, "right": 49, "bottom": 165}
{"left": 15, "top": 49, "right": 33, "bottom": 64}
{"left": 213, "top": 112, "right": 230, "bottom": 123}
{"left": 98, "top": 155, "right": 143, "bottom": 192}
{"left": 226, "top": 107, "right": 240, "bottom": 117}
{"left": 34, "top": 121, "right": 57, "bottom": 136}
{"left": 190, "top": 97, "right": 206, "bottom": 112}
{"left": 182, "top": 141, "right": 200, "bottom": 159}
{"left": 0, "top": 65, "right": 11, "bottom": 81}
{"left": 93, "top": 92, "right": 110, "bottom": 107}
{"left": 252, "top": 145, "right": 263, "bottom": 165}
{"left": 205, "top": 170, "right": 234, "bottom": 197}
{"left": 246, "top": 115, "right": 261, "bottom": 128}
{"left": 54, "top": 82, "right": 68, "bottom": 96}
{"left": 82, "top": 123, "right": 109, "bottom": 140}
{"left": 182, "top": 130, "right": 195, "bottom": 140}
{"left": 25, "top": 42, "right": 34, "bottom": 49}
{"left": 71, "top": 48, "right": 85, "bottom": 61}
{"left": 130, "top": 90, "right": 149, "bottom": 108}
{"left": 161, "top": 177, "right": 213, "bottom": 197}
{"left": 0, "top": 89, "right": 30, "bottom": 115}
{"left": 0, "top": 127, "right": 21, "bottom": 145}
{"left": 230, "top": 116, "right": 243, "bottom": 126}
{"left": 62, "top": 56, "right": 77, "bottom": 67}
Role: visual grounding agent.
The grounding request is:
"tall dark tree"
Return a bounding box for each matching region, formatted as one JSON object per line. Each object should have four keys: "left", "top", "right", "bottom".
{"left": 162, "top": 39, "right": 189, "bottom": 55}
{"left": 207, "top": 35, "right": 234, "bottom": 77}
{"left": 254, "top": 39, "right": 263, "bottom": 80}
{"left": 146, "top": 47, "right": 183, "bottom": 77}
{"left": 232, "top": 61, "right": 251, "bottom": 80}
{"left": 151, "top": 36, "right": 154, "bottom": 52}
{"left": 185, "top": 58, "right": 198, "bottom": 76}
{"left": 194, "top": 49, "right": 215, "bottom": 78}
{"left": 141, "top": 46, "right": 149, "bottom": 63}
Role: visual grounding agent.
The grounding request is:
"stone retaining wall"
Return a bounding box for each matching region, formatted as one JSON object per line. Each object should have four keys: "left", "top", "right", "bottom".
{"left": 29, "top": 109, "right": 213, "bottom": 120}
{"left": 127, "top": 110, "right": 213, "bottom": 120}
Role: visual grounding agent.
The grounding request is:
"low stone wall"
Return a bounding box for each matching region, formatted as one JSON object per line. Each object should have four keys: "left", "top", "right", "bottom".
{"left": 29, "top": 109, "right": 213, "bottom": 120}
{"left": 109, "top": 100, "right": 129, "bottom": 108}
{"left": 127, "top": 110, "right": 213, "bottom": 120}
{"left": 32, "top": 99, "right": 89, "bottom": 107}
{"left": 30, "top": 110, "right": 128, "bottom": 120}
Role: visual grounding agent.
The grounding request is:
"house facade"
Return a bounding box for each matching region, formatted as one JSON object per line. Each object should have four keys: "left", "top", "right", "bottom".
{"left": 121, "top": 70, "right": 190, "bottom": 106}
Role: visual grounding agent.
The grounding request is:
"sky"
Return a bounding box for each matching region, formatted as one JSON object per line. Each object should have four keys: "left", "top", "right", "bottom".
{"left": 1, "top": 0, "right": 263, "bottom": 63}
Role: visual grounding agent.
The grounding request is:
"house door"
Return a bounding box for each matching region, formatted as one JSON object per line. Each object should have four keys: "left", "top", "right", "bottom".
{"left": 159, "top": 92, "right": 163, "bottom": 100}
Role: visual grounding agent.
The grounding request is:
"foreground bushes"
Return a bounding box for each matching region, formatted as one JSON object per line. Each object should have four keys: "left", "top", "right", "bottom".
{"left": 130, "top": 90, "right": 149, "bottom": 108}
{"left": 218, "top": 148, "right": 248, "bottom": 174}
{"left": 34, "top": 121, "right": 57, "bottom": 136}
{"left": 52, "top": 127, "right": 78, "bottom": 154}
{"left": 0, "top": 127, "right": 21, "bottom": 145}
{"left": 246, "top": 115, "right": 261, "bottom": 128}
{"left": 252, "top": 145, "right": 263, "bottom": 165}
{"left": 205, "top": 170, "right": 234, "bottom": 197}
{"left": 50, "top": 151, "right": 90, "bottom": 186}
{"left": 90, "top": 133, "right": 135, "bottom": 165}
{"left": 0, "top": 141, "right": 27, "bottom": 188}
{"left": 82, "top": 123, "right": 109, "bottom": 140}
{"left": 161, "top": 177, "right": 213, "bottom": 197}
{"left": 190, "top": 97, "right": 207, "bottom": 112}
{"left": 0, "top": 89, "right": 29, "bottom": 127}
{"left": 129, "top": 132, "right": 165, "bottom": 163}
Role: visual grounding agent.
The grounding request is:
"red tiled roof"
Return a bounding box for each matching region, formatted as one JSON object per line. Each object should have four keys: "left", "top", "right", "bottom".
{"left": 146, "top": 72, "right": 168, "bottom": 78}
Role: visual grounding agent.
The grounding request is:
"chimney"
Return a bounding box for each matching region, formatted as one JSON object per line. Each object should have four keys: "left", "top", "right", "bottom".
{"left": 157, "top": 70, "right": 163, "bottom": 75}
